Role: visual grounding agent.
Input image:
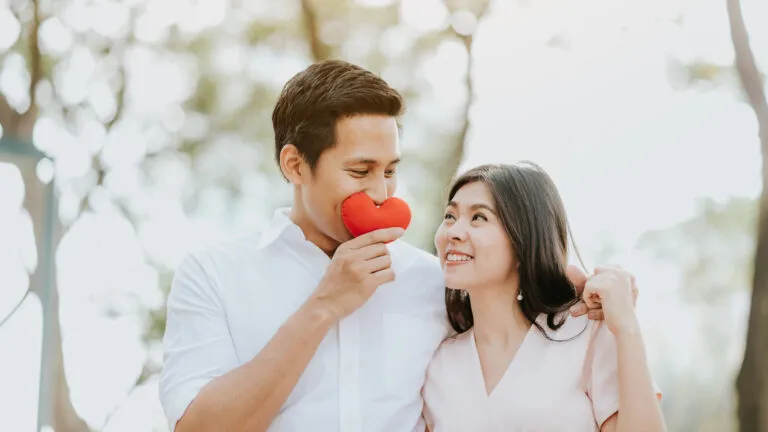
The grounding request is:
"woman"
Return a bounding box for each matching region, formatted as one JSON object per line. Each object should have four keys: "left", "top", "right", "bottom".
{"left": 422, "top": 163, "right": 665, "bottom": 431}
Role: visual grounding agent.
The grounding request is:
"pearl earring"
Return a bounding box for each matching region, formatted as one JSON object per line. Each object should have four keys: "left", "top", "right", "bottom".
{"left": 517, "top": 293, "right": 523, "bottom": 301}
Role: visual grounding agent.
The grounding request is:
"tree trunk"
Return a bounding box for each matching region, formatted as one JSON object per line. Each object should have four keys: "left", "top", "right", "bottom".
{"left": 299, "top": 0, "right": 330, "bottom": 62}
{"left": 0, "top": 1, "right": 89, "bottom": 429}
{"left": 727, "top": 0, "right": 768, "bottom": 430}
{"left": 422, "top": 2, "right": 491, "bottom": 252}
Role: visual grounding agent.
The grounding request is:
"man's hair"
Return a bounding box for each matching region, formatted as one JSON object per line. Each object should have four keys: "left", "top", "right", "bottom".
{"left": 272, "top": 59, "right": 405, "bottom": 171}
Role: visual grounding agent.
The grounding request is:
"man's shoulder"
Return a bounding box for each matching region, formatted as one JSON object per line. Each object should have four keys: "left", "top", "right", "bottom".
{"left": 176, "top": 230, "right": 264, "bottom": 276}
{"left": 390, "top": 239, "right": 439, "bottom": 265}
{"left": 388, "top": 239, "right": 445, "bottom": 302}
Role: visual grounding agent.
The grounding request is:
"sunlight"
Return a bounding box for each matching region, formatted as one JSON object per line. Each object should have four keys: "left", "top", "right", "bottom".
{"left": 0, "top": 6, "right": 21, "bottom": 52}
{"left": 400, "top": 0, "right": 450, "bottom": 33}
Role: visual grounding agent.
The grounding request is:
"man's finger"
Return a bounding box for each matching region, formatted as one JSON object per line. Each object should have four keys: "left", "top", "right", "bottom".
{"left": 349, "top": 227, "right": 405, "bottom": 249}
{"left": 370, "top": 267, "right": 396, "bottom": 286}
{"left": 570, "top": 302, "right": 588, "bottom": 317}
{"left": 594, "top": 264, "right": 623, "bottom": 274}
{"left": 632, "top": 276, "right": 639, "bottom": 307}
{"left": 364, "top": 254, "right": 392, "bottom": 274}
{"left": 566, "top": 265, "right": 588, "bottom": 295}
{"left": 358, "top": 243, "right": 389, "bottom": 261}
{"left": 588, "top": 310, "right": 604, "bottom": 320}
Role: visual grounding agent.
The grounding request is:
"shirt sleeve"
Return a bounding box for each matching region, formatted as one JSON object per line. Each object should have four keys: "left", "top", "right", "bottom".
{"left": 158, "top": 252, "right": 240, "bottom": 431}
{"left": 586, "top": 322, "right": 662, "bottom": 428}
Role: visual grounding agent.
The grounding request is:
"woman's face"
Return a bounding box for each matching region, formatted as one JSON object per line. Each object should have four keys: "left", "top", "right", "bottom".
{"left": 434, "top": 181, "right": 519, "bottom": 293}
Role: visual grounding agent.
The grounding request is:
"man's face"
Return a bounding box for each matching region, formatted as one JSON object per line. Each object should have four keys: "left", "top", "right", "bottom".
{"left": 298, "top": 114, "right": 401, "bottom": 253}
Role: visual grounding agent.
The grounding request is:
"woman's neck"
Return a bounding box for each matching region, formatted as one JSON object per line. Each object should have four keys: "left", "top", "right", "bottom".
{"left": 470, "top": 276, "right": 531, "bottom": 347}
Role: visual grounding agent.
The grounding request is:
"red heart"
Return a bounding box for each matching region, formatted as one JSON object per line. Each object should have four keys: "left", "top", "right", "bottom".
{"left": 341, "top": 192, "right": 411, "bottom": 240}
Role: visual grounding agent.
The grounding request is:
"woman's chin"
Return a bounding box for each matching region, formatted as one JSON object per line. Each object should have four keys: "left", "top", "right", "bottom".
{"left": 444, "top": 275, "right": 470, "bottom": 291}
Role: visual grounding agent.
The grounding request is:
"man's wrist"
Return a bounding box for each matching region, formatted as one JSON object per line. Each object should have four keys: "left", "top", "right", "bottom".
{"left": 303, "top": 296, "right": 340, "bottom": 328}
{"left": 614, "top": 314, "right": 642, "bottom": 340}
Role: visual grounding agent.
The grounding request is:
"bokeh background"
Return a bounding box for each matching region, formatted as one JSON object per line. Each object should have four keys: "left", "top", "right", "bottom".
{"left": 1, "top": 0, "right": 766, "bottom": 431}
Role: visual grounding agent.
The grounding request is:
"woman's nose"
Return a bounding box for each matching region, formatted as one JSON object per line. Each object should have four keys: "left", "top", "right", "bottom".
{"left": 445, "top": 220, "right": 468, "bottom": 242}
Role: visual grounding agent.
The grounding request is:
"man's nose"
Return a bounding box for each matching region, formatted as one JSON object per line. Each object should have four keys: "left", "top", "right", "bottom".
{"left": 367, "top": 180, "right": 388, "bottom": 206}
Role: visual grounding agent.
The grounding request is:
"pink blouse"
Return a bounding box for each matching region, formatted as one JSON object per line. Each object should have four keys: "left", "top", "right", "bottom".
{"left": 422, "top": 314, "right": 661, "bottom": 431}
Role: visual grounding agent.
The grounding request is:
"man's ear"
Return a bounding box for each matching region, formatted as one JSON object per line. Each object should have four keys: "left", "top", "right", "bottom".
{"left": 279, "top": 144, "right": 305, "bottom": 185}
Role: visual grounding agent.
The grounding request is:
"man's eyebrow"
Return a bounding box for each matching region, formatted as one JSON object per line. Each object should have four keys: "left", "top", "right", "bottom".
{"left": 344, "top": 158, "right": 401, "bottom": 165}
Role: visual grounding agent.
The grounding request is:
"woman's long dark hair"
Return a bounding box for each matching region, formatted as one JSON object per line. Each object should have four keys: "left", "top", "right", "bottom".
{"left": 445, "top": 163, "right": 586, "bottom": 337}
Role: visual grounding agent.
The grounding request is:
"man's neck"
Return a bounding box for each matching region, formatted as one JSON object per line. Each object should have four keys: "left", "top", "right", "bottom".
{"left": 288, "top": 207, "right": 340, "bottom": 258}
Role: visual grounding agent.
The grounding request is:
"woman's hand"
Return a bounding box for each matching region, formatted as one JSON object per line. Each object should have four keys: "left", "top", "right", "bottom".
{"left": 581, "top": 265, "right": 639, "bottom": 336}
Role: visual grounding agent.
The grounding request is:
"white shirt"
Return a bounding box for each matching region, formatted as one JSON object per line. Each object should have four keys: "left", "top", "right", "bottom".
{"left": 159, "top": 208, "right": 451, "bottom": 432}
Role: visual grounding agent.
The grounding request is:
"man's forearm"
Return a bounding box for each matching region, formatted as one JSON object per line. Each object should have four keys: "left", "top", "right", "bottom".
{"left": 614, "top": 320, "right": 666, "bottom": 432}
{"left": 176, "top": 298, "right": 336, "bottom": 432}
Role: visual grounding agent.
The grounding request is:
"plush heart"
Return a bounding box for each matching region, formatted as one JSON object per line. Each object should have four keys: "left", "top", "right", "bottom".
{"left": 341, "top": 192, "right": 411, "bottom": 240}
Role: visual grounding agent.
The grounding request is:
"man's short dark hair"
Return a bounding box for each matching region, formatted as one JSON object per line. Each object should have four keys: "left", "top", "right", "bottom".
{"left": 272, "top": 59, "right": 405, "bottom": 171}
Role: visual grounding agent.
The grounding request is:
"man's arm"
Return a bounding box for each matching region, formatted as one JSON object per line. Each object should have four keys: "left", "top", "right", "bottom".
{"left": 175, "top": 298, "right": 336, "bottom": 432}
{"left": 162, "top": 228, "right": 404, "bottom": 432}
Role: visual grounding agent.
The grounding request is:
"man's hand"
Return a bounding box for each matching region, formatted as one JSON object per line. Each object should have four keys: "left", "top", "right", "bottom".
{"left": 310, "top": 227, "right": 405, "bottom": 320}
{"left": 567, "top": 264, "right": 639, "bottom": 319}
{"left": 581, "top": 266, "right": 639, "bottom": 336}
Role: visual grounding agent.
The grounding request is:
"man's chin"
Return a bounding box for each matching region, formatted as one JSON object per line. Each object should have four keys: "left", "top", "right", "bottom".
{"left": 325, "top": 227, "right": 354, "bottom": 248}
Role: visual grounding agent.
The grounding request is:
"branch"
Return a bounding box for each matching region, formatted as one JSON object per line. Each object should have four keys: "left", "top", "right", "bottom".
{"left": 104, "top": 57, "right": 126, "bottom": 129}
{"left": 0, "top": 94, "right": 18, "bottom": 134}
{"left": 28, "top": 0, "right": 42, "bottom": 110}
{"left": 299, "top": 0, "right": 330, "bottom": 61}
{"left": 100, "top": 362, "right": 155, "bottom": 430}
{"left": 15, "top": 0, "right": 43, "bottom": 138}
{"left": 105, "top": 7, "right": 138, "bottom": 129}
{"left": 440, "top": 1, "right": 492, "bottom": 187}
{"left": 727, "top": 0, "right": 768, "bottom": 145}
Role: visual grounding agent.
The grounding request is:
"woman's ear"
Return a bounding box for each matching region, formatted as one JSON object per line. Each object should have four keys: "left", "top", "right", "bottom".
{"left": 279, "top": 144, "right": 304, "bottom": 185}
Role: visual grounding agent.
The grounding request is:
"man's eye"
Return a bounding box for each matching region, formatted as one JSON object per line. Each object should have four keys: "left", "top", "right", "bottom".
{"left": 348, "top": 170, "right": 368, "bottom": 176}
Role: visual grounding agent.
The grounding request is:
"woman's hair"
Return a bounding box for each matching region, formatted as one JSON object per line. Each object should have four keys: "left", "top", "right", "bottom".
{"left": 444, "top": 162, "right": 585, "bottom": 337}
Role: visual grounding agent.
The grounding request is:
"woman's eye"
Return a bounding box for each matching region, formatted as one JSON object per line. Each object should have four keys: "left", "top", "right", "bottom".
{"left": 444, "top": 213, "right": 456, "bottom": 221}
{"left": 472, "top": 213, "right": 488, "bottom": 222}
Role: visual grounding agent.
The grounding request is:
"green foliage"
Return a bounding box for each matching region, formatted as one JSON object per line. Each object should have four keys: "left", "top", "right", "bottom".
{"left": 638, "top": 196, "right": 757, "bottom": 302}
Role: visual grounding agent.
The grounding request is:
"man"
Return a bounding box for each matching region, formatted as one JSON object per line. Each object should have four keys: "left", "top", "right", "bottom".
{"left": 159, "top": 59, "right": 617, "bottom": 432}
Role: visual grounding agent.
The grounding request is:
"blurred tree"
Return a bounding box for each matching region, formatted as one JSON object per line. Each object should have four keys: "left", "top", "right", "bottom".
{"left": 726, "top": 0, "right": 768, "bottom": 429}
{"left": 0, "top": 0, "right": 90, "bottom": 430}
{"left": 638, "top": 197, "right": 757, "bottom": 432}
{"left": 638, "top": 197, "right": 756, "bottom": 303}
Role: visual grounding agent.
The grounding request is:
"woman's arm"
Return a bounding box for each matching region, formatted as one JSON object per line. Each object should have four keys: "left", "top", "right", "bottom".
{"left": 600, "top": 316, "right": 665, "bottom": 432}
{"left": 581, "top": 266, "right": 665, "bottom": 432}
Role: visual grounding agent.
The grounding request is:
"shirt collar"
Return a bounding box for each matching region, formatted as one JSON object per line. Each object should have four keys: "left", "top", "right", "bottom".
{"left": 254, "top": 207, "right": 304, "bottom": 250}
